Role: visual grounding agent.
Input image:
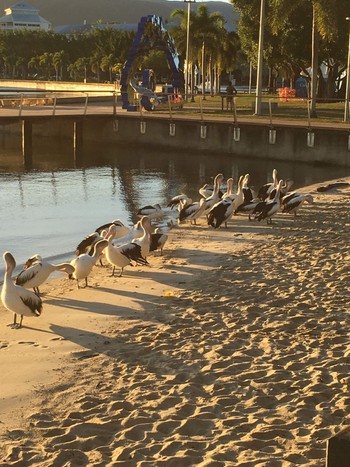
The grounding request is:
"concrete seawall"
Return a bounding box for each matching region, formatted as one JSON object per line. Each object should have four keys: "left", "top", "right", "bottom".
{"left": 1, "top": 114, "right": 350, "bottom": 167}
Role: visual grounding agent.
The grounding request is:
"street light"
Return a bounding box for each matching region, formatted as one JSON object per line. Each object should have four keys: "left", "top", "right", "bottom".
{"left": 255, "top": 0, "right": 266, "bottom": 115}
{"left": 184, "top": 0, "right": 195, "bottom": 102}
{"left": 344, "top": 17, "right": 350, "bottom": 122}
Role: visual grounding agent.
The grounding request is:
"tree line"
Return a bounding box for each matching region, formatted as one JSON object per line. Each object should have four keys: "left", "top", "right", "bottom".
{"left": 0, "top": 0, "right": 349, "bottom": 102}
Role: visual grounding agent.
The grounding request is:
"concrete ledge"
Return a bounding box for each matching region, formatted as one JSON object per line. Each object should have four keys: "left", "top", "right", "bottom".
{"left": 327, "top": 427, "right": 350, "bottom": 466}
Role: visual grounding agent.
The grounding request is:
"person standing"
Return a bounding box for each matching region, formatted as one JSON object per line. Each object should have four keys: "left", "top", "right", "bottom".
{"left": 226, "top": 80, "right": 237, "bottom": 110}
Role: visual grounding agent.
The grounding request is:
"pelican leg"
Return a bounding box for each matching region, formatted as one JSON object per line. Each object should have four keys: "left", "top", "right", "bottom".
{"left": 119, "top": 267, "right": 124, "bottom": 277}
{"left": 85, "top": 277, "right": 88, "bottom": 288}
{"left": 76, "top": 279, "right": 80, "bottom": 289}
{"left": 110, "top": 266, "right": 115, "bottom": 277}
{"left": 8, "top": 314, "right": 22, "bottom": 329}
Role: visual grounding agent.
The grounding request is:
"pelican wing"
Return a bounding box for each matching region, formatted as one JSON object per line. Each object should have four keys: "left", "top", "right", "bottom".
{"left": 15, "top": 264, "right": 41, "bottom": 287}
{"left": 119, "top": 243, "right": 148, "bottom": 265}
{"left": 20, "top": 294, "right": 43, "bottom": 317}
{"left": 75, "top": 233, "right": 99, "bottom": 256}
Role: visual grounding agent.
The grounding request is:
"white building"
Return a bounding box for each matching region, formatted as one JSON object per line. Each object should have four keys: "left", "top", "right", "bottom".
{"left": 0, "top": 2, "right": 51, "bottom": 31}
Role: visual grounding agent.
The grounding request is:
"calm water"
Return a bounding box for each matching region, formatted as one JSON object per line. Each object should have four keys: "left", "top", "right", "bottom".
{"left": 1, "top": 141, "right": 350, "bottom": 280}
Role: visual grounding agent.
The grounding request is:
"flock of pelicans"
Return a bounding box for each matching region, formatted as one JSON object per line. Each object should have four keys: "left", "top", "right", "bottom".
{"left": 1, "top": 168, "right": 314, "bottom": 329}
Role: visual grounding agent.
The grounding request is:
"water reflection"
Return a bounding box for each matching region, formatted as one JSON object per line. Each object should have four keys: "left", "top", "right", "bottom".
{"left": 1, "top": 141, "right": 350, "bottom": 275}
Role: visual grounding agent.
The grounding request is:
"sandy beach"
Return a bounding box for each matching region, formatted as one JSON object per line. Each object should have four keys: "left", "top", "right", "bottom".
{"left": 0, "top": 177, "right": 349, "bottom": 466}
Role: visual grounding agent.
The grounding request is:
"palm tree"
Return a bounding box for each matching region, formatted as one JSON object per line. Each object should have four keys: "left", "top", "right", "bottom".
{"left": 171, "top": 4, "right": 225, "bottom": 97}
{"left": 52, "top": 50, "right": 66, "bottom": 81}
{"left": 269, "top": 0, "right": 337, "bottom": 116}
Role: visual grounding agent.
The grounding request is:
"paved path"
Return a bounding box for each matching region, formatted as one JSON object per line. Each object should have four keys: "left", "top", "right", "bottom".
{"left": 0, "top": 99, "right": 349, "bottom": 131}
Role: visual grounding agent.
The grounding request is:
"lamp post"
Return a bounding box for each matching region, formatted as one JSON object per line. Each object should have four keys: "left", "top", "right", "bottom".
{"left": 344, "top": 17, "right": 350, "bottom": 122}
{"left": 255, "top": 0, "right": 266, "bottom": 115}
{"left": 184, "top": 0, "right": 195, "bottom": 102}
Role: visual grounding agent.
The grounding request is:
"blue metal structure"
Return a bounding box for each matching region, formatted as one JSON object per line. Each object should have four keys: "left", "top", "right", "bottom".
{"left": 120, "top": 15, "right": 184, "bottom": 111}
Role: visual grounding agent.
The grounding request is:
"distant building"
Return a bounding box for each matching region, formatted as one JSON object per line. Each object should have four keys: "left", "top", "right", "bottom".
{"left": 0, "top": 2, "right": 51, "bottom": 31}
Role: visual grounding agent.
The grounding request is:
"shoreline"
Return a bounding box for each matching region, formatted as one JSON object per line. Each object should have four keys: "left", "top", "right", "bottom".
{"left": 1, "top": 177, "right": 350, "bottom": 465}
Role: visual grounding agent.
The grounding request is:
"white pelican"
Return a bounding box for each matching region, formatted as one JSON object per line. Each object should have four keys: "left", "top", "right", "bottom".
{"left": 95, "top": 219, "right": 130, "bottom": 237}
{"left": 104, "top": 225, "right": 148, "bottom": 277}
{"left": 132, "top": 216, "right": 152, "bottom": 259}
{"left": 167, "top": 194, "right": 192, "bottom": 210}
{"left": 257, "top": 168, "right": 278, "bottom": 201}
{"left": 136, "top": 204, "right": 164, "bottom": 220}
{"left": 222, "top": 178, "right": 234, "bottom": 199}
{"left": 15, "top": 255, "right": 75, "bottom": 295}
{"left": 178, "top": 197, "right": 206, "bottom": 225}
{"left": 75, "top": 220, "right": 129, "bottom": 257}
{"left": 208, "top": 176, "right": 244, "bottom": 228}
{"left": 1, "top": 252, "right": 43, "bottom": 328}
{"left": 235, "top": 199, "right": 263, "bottom": 220}
{"left": 255, "top": 180, "right": 283, "bottom": 224}
{"left": 69, "top": 239, "right": 108, "bottom": 288}
{"left": 269, "top": 178, "right": 294, "bottom": 200}
{"left": 199, "top": 183, "right": 224, "bottom": 199}
{"left": 202, "top": 173, "right": 225, "bottom": 217}
{"left": 282, "top": 192, "right": 314, "bottom": 217}
{"left": 150, "top": 228, "right": 169, "bottom": 255}
{"left": 207, "top": 196, "right": 235, "bottom": 229}
{"left": 242, "top": 173, "right": 256, "bottom": 203}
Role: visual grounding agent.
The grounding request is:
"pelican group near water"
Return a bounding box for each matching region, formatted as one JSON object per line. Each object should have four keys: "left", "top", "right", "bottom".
{"left": 1, "top": 168, "right": 315, "bottom": 329}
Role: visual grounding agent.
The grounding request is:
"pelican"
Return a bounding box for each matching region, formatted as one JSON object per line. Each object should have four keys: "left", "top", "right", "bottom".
{"left": 207, "top": 176, "right": 244, "bottom": 228}
{"left": 222, "top": 178, "right": 234, "bottom": 199}
{"left": 235, "top": 199, "right": 263, "bottom": 220}
{"left": 269, "top": 178, "right": 294, "bottom": 200}
{"left": 69, "top": 239, "right": 108, "bottom": 288}
{"left": 75, "top": 220, "right": 129, "bottom": 257}
{"left": 150, "top": 228, "right": 169, "bottom": 255}
{"left": 132, "top": 216, "right": 152, "bottom": 259}
{"left": 178, "top": 197, "right": 206, "bottom": 225}
{"left": 202, "top": 173, "right": 225, "bottom": 217}
{"left": 1, "top": 252, "right": 43, "bottom": 328}
{"left": 255, "top": 180, "right": 283, "bottom": 223}
{"left": 257, "top": 168, "right": 278, "bottom": 201}
{"left": 242, "top": 173, "right": 256, "bottom": 203}
{"left": 167, "top": 194, "right": 192, "bottom": 210}
{"left": 199, "top": 179, "right": 224, "bottom": 199}
{"left": 104, "top": 224, "right": 148, "bottom": 277}
{"left": 207, "top": 196, "right": 235, "bottom": 229}
{"left": 282, "top": 192, "right": 314, "bottom": 217}
{"left": 15, "top": 255, "right": 75, "bottom": 295}
{"left": 136, "top": 204, "right": 164, "bottom": 220}
{"left": 95, "top": 219, "right": 130, "bottom": 237}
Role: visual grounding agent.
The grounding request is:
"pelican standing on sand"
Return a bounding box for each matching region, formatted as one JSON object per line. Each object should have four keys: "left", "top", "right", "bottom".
{"left": 15, "top": 255, "right": 75, "bottom": 295}
{"left": 207, "top": 176, "right": 243, "bottom": 228}
{"left": 167, "top": 194, "right": 192, "bottom": 211}
{"left": 282, "top": 192, "right": 314, "bottom": 217}
{"left": 132, "top": 216, "right": 152, "bottom": 260}
{"left": 104, "top": 224, "right": 147, "bottom": 277}
{"left": 257, "top": 168, "right": 278, "bottom": 201}
{"left": 150, "top": 228, "right": 169, "bottom": 255}
{"left": 1, "top": 252, "right": 43, "bottom": 328}
{"left": 75, "top": 220, "right": 129, "bottom": 257}
{"left": 136, "top": 204, "right": 164, "bottom": 220}
{"left": 202, "top": 173, "right": 225, "bottom": 217}
{"left": 256, "top": 180, "right": 283, "bottom": 224}
{"left": 178, "top": 197, "right": 206, "bottom": 225}
{"left": 69, "top": 239, "right": 108, "bottom": 288}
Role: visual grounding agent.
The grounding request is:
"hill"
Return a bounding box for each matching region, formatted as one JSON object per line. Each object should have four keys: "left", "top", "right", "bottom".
{"left": 12, "top": 0, "right": 238, "bottom": 29}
